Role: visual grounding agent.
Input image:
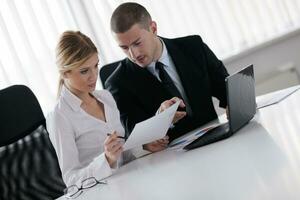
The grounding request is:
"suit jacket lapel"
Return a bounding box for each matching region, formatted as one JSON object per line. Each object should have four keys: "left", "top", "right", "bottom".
{"left": 162, "top": 38, "right": 201, "bottom": 109}
{"left": 126, "top": 59, "right": 171, "bottom": 113}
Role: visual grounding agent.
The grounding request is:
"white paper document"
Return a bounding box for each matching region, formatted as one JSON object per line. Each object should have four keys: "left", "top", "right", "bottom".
{"left": 168, "top": 124, "right": 218, "bottom": 150}
{"left": 123, "top": 101, "right": 180, "bottom": 151}
{"left": 256, "top": 85, "right": 300, "bottom": 109}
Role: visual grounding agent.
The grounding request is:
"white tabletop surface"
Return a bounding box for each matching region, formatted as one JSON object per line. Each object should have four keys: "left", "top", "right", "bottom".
{"left": 57, "top": 87, "right": 300, "bottom": 200}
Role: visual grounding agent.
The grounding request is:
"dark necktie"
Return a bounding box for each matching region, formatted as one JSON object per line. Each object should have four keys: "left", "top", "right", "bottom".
{"left": 155, "top": 62, "right": 182, "bottom": 99}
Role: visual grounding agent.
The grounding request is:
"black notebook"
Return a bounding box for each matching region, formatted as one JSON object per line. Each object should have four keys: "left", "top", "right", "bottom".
{"left": 184, "top": 65, "right": 257, "bottom": 150}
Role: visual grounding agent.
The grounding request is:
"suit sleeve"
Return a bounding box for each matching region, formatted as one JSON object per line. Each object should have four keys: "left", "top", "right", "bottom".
{"left": 106, "top": 80, "right": 151, "bottom": 137}
{"left": 197, "top": 36, "right": 229, "bottom": 108}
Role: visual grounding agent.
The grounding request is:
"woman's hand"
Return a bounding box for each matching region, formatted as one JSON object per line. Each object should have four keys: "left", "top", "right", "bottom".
{"left": 143, "top": 136, "right": 169, "bottom": 152}
{"left": 159, "top": 97, "right": 186, "bottom": 124}
{"left": 104, "top": 131, "right": 123, "bottom": 167}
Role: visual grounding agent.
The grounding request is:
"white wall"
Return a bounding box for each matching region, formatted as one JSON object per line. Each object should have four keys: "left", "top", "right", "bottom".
{"left": 223, "top": 28, "right": 300, "bottom": 96}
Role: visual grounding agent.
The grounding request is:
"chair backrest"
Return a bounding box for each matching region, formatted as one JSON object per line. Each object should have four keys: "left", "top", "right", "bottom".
{"left": 99, "top": 61, "right": 121, "bottom": 88}
{"left": 0, "top": 85, "right": 45, "bottom": 146}
{"left": 0, "top": 85, "right": 65, "bottom": 200}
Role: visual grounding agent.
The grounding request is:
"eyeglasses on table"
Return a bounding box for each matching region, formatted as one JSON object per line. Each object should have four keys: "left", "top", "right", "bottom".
{"left": 64, "top": 177, "right": 107, "bottom": 199}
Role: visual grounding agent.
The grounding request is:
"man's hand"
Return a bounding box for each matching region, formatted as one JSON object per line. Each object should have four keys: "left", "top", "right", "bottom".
{"left": 159, "top": 97, "right": 186, "bottom": 124}
{"left": 143, "top": 136, "right": 169, "bottom": 152}
{"left": 104, "top": 131, "right": 123, "bottom": 167}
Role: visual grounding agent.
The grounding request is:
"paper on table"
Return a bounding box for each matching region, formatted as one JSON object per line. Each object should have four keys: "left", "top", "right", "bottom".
{"left": 256, "top": 85, "right": 300, "bottom": 109}
{"left": 168, "top": 124, "right": 218, "bottom": 149}
{"left": 123, "top": 101, "right": 180, "bottom": 151}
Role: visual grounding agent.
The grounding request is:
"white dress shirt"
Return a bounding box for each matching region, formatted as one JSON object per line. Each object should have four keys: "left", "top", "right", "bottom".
{"left": 46, "top": 86, "right": 133, "bottom": 187}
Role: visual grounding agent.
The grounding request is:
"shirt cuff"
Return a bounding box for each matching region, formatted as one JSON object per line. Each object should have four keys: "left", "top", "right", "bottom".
{"left": 92, "top": 153, "right": 114, "bottom": 181}
{"left": 169, "top": 123, "right": 175, "bottom": 129}
{"left": 130, "top": 146, "right": 151, "bottom": 158}
{"left": 155, "top": 108, "right": 161, "bottom": 115}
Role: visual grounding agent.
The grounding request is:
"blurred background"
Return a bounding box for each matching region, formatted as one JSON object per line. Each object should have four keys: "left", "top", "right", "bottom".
{"left": 1, "top": 0, "right": 300, "bottom": 114}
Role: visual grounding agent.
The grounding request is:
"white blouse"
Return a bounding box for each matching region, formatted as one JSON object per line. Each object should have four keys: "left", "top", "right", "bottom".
{"left": 46, "top": 86, "right": 133, "bottom": 186}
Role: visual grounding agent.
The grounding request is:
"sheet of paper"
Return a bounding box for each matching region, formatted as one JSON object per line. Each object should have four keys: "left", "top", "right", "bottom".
{"left": 123, "top": 101, "right": 180, "bottom": 151}
{"left": 168, "top": 124, "right": 218, "bottom": 150}
{"left": 256, "top": 85, "right": 300, "bottom": 109}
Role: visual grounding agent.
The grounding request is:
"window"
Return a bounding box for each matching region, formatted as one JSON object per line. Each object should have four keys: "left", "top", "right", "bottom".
{"left": 1, "top": 0, "right": 300, "bottom": 114}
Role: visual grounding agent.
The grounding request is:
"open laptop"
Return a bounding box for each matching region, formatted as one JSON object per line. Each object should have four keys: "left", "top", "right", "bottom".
{"left": 183, "top": 65, "right": 256, "bottom": 150}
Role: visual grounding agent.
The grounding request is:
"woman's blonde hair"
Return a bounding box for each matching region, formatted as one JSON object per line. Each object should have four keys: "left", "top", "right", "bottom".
{"left": 55, "top": 31, "right": 98, "bottom": 97}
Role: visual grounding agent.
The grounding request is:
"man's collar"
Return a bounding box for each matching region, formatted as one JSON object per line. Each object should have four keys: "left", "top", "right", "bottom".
{"left": 148, "top": 39, "right": 170, "bottom": 70}
{"left": 158, "top": 39, "right": 170, "bottom": 66}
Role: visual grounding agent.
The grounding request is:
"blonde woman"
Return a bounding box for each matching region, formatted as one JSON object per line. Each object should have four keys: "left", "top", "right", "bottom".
{"left": 47, "top": 31, "right": 131, "bottom": 188}
{"left": 47, "top": 31, "right": 185, "bottom": 188}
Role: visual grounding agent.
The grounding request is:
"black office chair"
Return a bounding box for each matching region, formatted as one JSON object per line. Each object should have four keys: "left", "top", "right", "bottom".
{"left": 99, "top": 61, "right": 121, "bottom": 88}
{"left": 0, "top": 85, "right": 65, "bottom": 200}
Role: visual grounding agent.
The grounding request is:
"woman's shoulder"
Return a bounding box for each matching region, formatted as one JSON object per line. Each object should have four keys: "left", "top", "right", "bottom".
{"left": 46, "top": 100, "right": 70, "bottom": 123}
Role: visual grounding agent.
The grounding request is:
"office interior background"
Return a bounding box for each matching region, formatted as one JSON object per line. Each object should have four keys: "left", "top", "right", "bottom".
{"left": 1, "top": 0, "right": 300, "bottom": 114}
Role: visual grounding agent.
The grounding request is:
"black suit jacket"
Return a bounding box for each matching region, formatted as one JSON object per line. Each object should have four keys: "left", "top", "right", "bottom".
{"left": 105, "top": 35, "right": 229, "bottom": 141}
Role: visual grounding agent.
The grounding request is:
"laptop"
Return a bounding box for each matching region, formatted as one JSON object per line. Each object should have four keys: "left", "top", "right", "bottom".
{"left": 183, "top": 65, "right": 256, "bottom": 150}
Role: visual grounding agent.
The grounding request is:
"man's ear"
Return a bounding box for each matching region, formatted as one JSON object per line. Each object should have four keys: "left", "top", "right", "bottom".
{"left": 149, "top": 21, "right": 157, "bottom": 34}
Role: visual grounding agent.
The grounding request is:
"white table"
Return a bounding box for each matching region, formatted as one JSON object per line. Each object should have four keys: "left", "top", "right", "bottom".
{"left": 57, "top": 88, "right": 300, "bottom": 200}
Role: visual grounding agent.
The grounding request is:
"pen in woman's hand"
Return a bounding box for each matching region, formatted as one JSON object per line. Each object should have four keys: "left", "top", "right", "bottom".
{"left": 107, "top": 133, "right": 126, "bottom": 139}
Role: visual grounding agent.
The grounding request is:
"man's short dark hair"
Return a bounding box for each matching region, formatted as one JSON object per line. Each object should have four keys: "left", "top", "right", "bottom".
{"left": 110, "top": 2, "right": 152, "bottom": 33}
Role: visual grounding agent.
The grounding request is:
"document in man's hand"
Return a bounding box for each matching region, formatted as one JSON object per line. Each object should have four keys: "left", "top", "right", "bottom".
{"left": 123, "top": 101, "right": 180, "bottom": 151}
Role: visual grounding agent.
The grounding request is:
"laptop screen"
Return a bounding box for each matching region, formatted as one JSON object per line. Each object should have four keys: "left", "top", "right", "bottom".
{"left": 226, "top": 65, "right": 256, "bottom": 133}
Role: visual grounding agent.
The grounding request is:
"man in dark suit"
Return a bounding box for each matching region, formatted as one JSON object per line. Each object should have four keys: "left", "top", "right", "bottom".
{"left": 105, "top": 2, "right": 229, "bottom": 152}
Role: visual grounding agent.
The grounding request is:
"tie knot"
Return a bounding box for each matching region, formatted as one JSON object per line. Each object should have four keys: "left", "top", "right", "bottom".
{"left": 155, "top": 62, "right": 164, "bottom": 70}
